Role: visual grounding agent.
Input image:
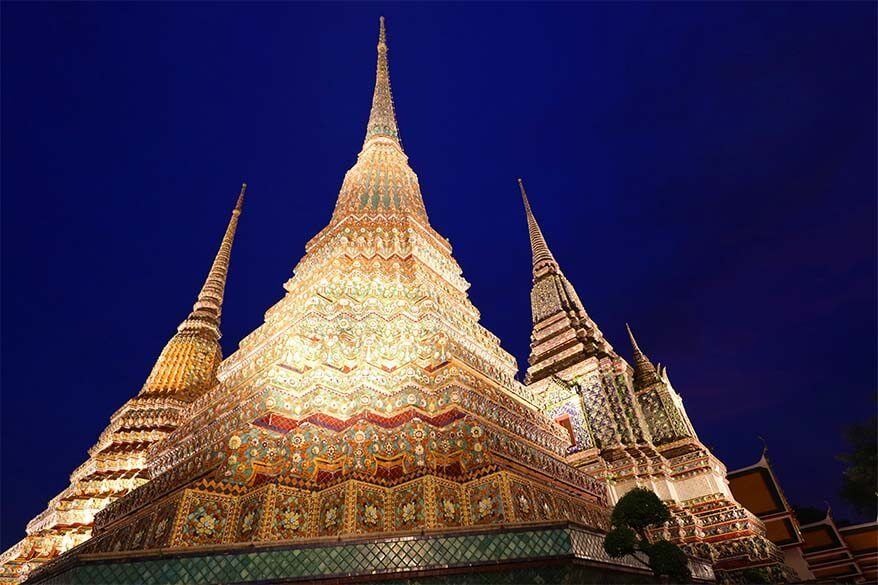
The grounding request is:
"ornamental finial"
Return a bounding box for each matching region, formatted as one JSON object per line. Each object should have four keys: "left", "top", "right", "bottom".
{"left": 757, "top": 435, "right": 769, "bottom": 461}
{"left": 363, "top": 16, "right": 402, "bottom": 150}
{"left": 235, "top": 183, "right": 246, "bottom": 213}
{"left": 518, "top": 178, "right": 558, "bottom": 275}
{"left": 625, "top": 323, "right": 641, "bottom": 353}
{"left": 626, "top": 323, "right": 660, "bottom": 390}
{"left": 178, "top": 185, "right": 247, "bottom": 339}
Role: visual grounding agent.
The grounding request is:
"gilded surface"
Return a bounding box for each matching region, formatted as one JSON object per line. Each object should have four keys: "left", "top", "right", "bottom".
{"left": 20, "top": 21, "right": 616, "bottom": 585}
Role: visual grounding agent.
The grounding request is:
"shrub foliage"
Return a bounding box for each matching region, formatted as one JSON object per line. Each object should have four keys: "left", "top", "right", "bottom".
{"left": 602, "top": 487, "right": 691, "bottom": 583}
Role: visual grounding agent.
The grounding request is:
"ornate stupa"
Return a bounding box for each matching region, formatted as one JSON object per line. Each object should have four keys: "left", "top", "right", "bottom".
{"left": 517, "top": 180, "right": 793, "bottom": 582}
{"left": 5, "top": 18, "right": 795, "bottom": 585}
{"left": 0, "top": 186, "right": 246, "bottom": 583}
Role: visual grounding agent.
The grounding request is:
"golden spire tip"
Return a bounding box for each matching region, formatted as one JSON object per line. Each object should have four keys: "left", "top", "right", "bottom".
{"left": 518, "top": 178, "right": 532, "bottom": 211}
{"left": 235, "top": 183, "right": 247, "bottom": 211}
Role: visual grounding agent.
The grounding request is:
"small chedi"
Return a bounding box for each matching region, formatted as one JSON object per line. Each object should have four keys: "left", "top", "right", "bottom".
{"left": 3, "top": 18, "right": 804, "bottom": 584}
{"left": 517, "top": 178, "right": 794, "bottom": 582}
{"left": 0, "top": 186, "right": 245, "bottom": 583}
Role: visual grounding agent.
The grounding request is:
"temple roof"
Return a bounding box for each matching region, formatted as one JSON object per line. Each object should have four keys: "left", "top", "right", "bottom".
{"left": 727, "top": 448, "right": 791, "bottom": 519}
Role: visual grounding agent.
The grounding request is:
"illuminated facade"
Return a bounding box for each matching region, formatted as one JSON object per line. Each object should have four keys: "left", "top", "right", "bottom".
{"left": 4, "top": 18, "right": 800, "bottom": 584}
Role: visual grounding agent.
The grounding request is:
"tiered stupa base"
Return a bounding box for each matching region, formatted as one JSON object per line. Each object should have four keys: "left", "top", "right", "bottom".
{"left": 582, "top": 442, "right": 796, "bottom": 583}
{"left": 22, "top": 461, "right": 715, "bottom": 584}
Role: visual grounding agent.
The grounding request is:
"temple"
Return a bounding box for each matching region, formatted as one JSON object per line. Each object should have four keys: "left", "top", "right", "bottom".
{"left": 1, "top": 18, "right": 863, "bottom": 585}
{"left": 801, "top": 515, "right": 877, "bottom": 582}
{"left": 728, "top": 449, "right": 878, "bottom": 583}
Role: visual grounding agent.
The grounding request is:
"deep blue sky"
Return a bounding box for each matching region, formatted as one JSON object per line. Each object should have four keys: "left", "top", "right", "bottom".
{"left": 2, "top": 3, "right": 875, "bottom": 549}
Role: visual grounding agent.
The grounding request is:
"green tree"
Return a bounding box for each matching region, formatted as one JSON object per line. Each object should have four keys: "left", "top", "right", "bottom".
{"left": 837, "top": 415, "right": 877, "bottom": 519}
{"left": 602, "top": 487, "right": 691, "bottom": 582}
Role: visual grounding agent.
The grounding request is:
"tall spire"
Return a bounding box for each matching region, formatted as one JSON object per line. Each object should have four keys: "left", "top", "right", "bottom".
{"left": 139, "top": 184, "right": 246, "bottom": 401}
{"left": 626, "top": 323, "right": 660, "bottom": 389}
{"left": 328, "top": 17, "right": 429, "bottom": 225}
{"left": 520, "top": 179, "right": 613, "bottom": 384}
{"left": 178, "top": 183, "right": 247, "bottom": 340}
{"left": 363, "top": 16, "right": 401, "bottom": 150}
{"left": 518, "top": 178, "right": 558, "bottom": 274}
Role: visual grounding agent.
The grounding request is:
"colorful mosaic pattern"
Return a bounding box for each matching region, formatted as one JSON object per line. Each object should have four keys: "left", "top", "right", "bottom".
{"left": 177, "top": 493, "right": 235, "bottom": 547}
{"left": 219, "top": 417, "right": 493, "bottom": 487}
{"left": 432, "top": 478, "right": 465, "bottom": 529}
{"left": 391, "top": 480, "right": 426, "bottom": 531}
{"left": 467, "top": 477, "right": 505, "bottom": 526}
{"left": 127, "top": 514, "right": 152, "bottom": 552}
{"left": 148, "top": 497, "right": 180, "bottom": 549}
{"left": 317, "top": 486, "right": 346, "bottom": 538}
{"left": 235, "top": 491, "right": 266, "bottom": 542}
{"left": 271, "top": 487, "right": 311, "bottom": 541}
{"left": 43, "top": 471, "right": 609, "bottom": 563}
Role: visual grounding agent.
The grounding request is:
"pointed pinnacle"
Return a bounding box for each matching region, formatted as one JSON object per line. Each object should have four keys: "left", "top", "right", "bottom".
{"left": 235, "top": 183, "right": 247, "bottom": 214}
{"left": 363, "top": 16, "right": 401, "bottom": 148}
{"left": 757, "top": 435, "right": 768, "bottom": 460}
{"left": 626, "top": 323, "right": 642, "bottom": 353}
{"left": 627, "top": 323, "right": 660, "bottom": 389}
{"left": 518, "top": 178, "right": 558, "bottom": 273}
{"left": 179, "top": 185, "right": 246, "bottom": 338}
{"left": 518, "top": 178, "right": 531, "bottom": 212}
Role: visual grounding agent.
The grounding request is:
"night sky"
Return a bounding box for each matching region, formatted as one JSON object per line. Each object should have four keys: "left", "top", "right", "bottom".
{"left": 2, "top": 3, "right": 875, "bottom": 549}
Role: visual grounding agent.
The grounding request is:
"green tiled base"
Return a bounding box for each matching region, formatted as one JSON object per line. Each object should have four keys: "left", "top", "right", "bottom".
{"left": 26, "top": 523, "right": 714, "bottom": 584}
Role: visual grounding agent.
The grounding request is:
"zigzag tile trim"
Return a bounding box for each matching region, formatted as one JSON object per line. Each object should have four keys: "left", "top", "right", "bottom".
{"left": 253, "top": 407, "right": 468, "bottom": 434}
